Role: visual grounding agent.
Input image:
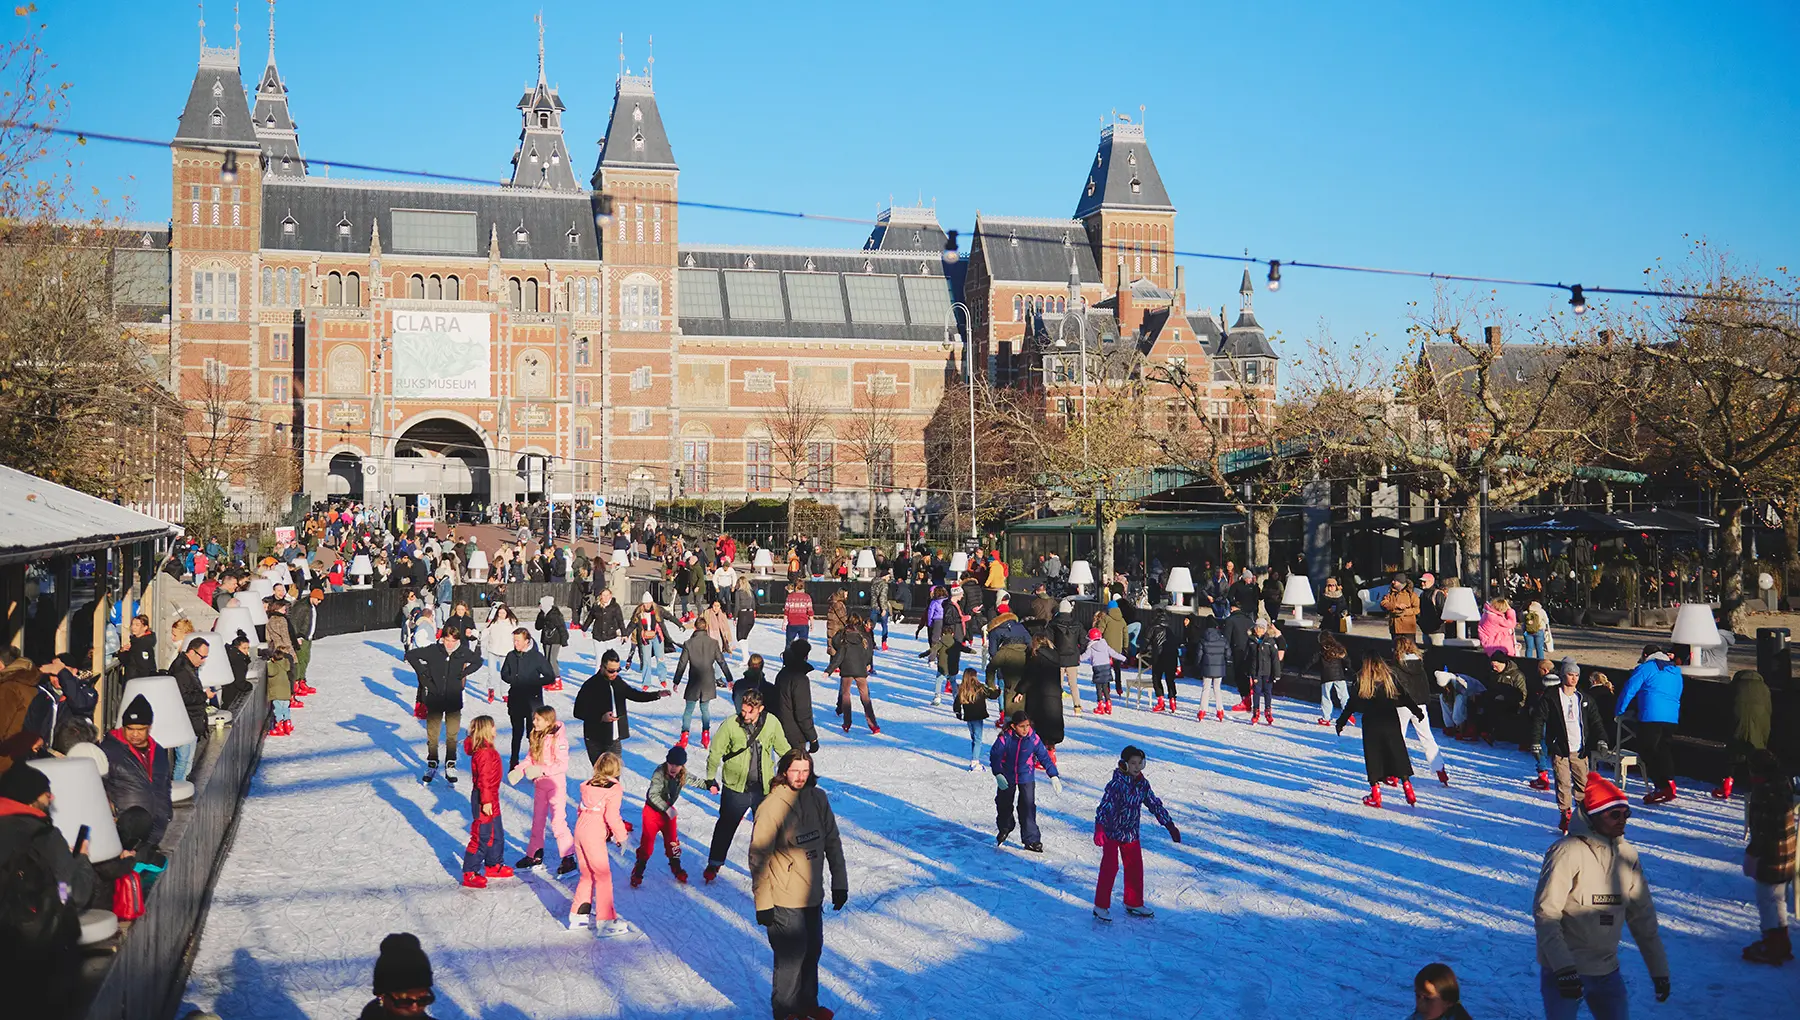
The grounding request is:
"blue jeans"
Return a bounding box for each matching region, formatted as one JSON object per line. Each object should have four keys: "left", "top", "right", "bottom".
{"left": 680, "top": 698, "right": 714, "bottom": 734}
{"left": 966, "top": 719, "right": 985, "bottom": 760}
{"left": 784, "top": 623, "right": 810, "bottom": 648}
{"left": 1125, "top": 622, "right": 1142, "bottom": 656}
{"left": 271, "top": 699, "right": 291, "bottom": 723}
{"left": 1320, "top": 681, "right": 1350, "bottom": 720}
{"left": 1536, "top": 739, "right": 1554, "bottom": 774}
{"left": 1252, "top": 678, "right": 1273, "bottom": 715}
{"left": 636, "top": 638, "right": 667, "bottom": 686}
{"left": 1540, "top": 967, "right": 1629, "bottom": 1020}
{"left": 871, "top": 611, "right": 889, "bottom": 644}
{"left": 171, "top": 741, "right": 196, "bottom": 782}
{"left": 1522, "top": 631, "right": 1547, "bottom": 659}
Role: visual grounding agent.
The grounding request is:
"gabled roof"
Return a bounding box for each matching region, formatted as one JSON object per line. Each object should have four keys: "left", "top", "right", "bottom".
{"left": 174, "top": 49, "right": 259, "bottom": 149}
{"left": 864, "top": 206, "right": 947, "bottom": 253}
{"left": 970, "top": 216, "right": 1102, "bottom": 285}
{"left": 1073, "top": 122, "right": 1174, "bottom": 219}
{"left": 0, "top": 465, "right": 180, "bottom": 566}
{"left": 594, "top": 75, "right": 677, "bottom": 176}
{"left": 260, "top": 177, "right": 598, "bottom": 261}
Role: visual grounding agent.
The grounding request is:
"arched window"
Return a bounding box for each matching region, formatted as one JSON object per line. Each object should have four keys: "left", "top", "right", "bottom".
{"left": 538, "top": 112, "right": 549, "bottom": 128}
{"left": 409, "top": 274, "right": 425, "bottom": 300}
{"left": 261, "top": 266, "right": 273, "bottom": 303}
{"left": 620, "top": 273, "right": 660, "bottom": 331}
{"left": 507, "top": 277, "right": 522, "bottom": 310}
{"left": 445, "top": 275, "right": 460, "bottom": 300}
{"left": 345, "top": 272, "right": 361, "bottom": 307}
{"left": 680, "top": 424, "right": 711, "bottom": 494}
{"left": 426, "top": 275, "right": 441, "bottom": 300}
{"left": 524, "top": 277, "right": 539, "bottom": 313}
{"left": 191, "top": 261, "right": 239, "bottom": 321}
{"left": 325, "top": 272, "right": 343, "bottom": 307}
{"left": 1055, "top": 297, "right": 1065, "bottom": 314}
{"left": 1012, "top": 295, "right": 1023, "bottom": 322}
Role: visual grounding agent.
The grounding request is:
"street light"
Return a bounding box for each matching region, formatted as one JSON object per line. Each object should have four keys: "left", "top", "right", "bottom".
{"left": 944, "top": 301, "right": 977, "bottom": 549}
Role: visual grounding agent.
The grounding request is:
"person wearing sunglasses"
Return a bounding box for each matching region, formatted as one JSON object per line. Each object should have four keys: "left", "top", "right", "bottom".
{"left": 1533, "top": 775, "right": 1671, "bottom": 1019}
{"left": 359, "top": 932, "right": 437, "bottom": 1019}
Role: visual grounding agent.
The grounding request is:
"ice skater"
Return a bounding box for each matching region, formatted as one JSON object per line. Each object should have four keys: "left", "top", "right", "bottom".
{"left": 632, "top": 745, "right": 691, "bottom": 887}
{"left": 831, "top": 613, "right": 880, "bottom": 734}
{"left": 1392, "top": 636, "right": 1449, "bottom": 786}
{"left": 510, "top": 705, "right": 575, "bottom": 876}
{"left": 991, "top": 711, "right": 1061, "bottom": 852}
{"left": 1091, "top": 744, "right": 1180, "bottom": 921}
{"left": 953, "top": 666, "right": 1000, "bottom": 770}
{"left": 1245, "top": 619, "right": 1283, "bottom": 725}
{"left": 1080, "top": 625, "right": 1125, "bottom": 716}
{"left": 1316, "top": 633, "right": 1351, "bottom": 726}
{"left": 1336, "top": 658, "right": 1423, "bottom": 808}
{"left": 460, "top": 716, "right": 515, "bottom": 888}
{"left": 569, "top": 751, "right": 632, "bottom": 935}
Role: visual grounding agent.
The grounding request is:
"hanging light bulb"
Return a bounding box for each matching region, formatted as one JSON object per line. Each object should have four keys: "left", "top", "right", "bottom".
{"left": 1568, "top": 284, "right": 1587, "bottom": 315}
{"left": 941, "top": 229, "right": 960, "bottom": 266}
{"left": 593, "top": 194, "right": 615, "bottom": 226}
{"left": 1267, "top": 260, "right": 1281, "bottom": 292}
{"left": 219, "top": 150, "right": 239, "bottom": 184}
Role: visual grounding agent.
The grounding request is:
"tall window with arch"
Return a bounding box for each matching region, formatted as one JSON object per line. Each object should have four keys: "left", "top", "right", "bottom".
{"left": 426, "top": 275, "right": 442, "bottom": 300}
{"left": 345, "top": 272, "right": 361, "bottom": 306}
{"left": 445, "top": 275, "right": 460, "bottom": 300}
{"left": 325, "top": 272, "right": 343, "bottom": 306}
{"left": 745, "top": 434, "right": 773, "bottom": 492}
{"left": 409, "top": 275, "right": 425, "bottom": 300}
{"left": 681, "top": 433, "right": 710, "bottom": 493}
{"left": 507, "top": 277, "right": 523, "bottom": 310}
{"left": 524, "top": 278, "right": 539, "bottom": 313}
{"left": 191, "top": 263, "right": 239, "bottom": 322}
{"left": 620, "top": 274, "right": 661, "bottom": 331}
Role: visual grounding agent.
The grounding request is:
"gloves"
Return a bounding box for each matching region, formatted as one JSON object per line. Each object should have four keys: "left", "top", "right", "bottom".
{"left": 708, "top": 782, "right": 721, "bottom": 795}
{"left": 1051, "top": 776, "right": 1064, "bottom": 796}
{"left": 994, "top": 774, "right": 1009, "bottom": 792}
{"left": 507, "top": 765, "right": 526, "bottom": 784}
{"left": 808, "top": 740, "right": 820, "bottom": 754}
{"left": 831, "top": 888, "right": 848, "bottom": 910}
{"left": 1093, "top": 825, "right": 1106, "bottom": 847}
{"left": 1168, "top": 824, "right": 1181, "bottom": 844}
{"left": 1555, "top": 969, "right": 1583, "bottom": 1000}
{"left": 1653, "top": 976, "right": 1670, "bottom": 1003}
{"left": 756, "top": 908, "right": 773, "bottom": 927}
{"left": 413, "top": 702, "right": 427, "bottom": 720}
{"left": 524, "top": 764, "right": 543, "bottom": 780}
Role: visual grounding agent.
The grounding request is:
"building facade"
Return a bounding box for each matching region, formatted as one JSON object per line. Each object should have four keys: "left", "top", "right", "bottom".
{"left": 144, "top": 19, "right": 1275, "bottom": 527}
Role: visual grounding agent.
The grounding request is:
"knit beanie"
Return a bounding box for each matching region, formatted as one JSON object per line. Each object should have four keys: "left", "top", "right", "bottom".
{"left": 121, "top": 694, "right": 154, "bottom": 726}
{"left": 1558, "top": 656, "right": 1580, "bottom": 678}
{"left": 373, "top": 932, "right": 433, "bottom": 995}
{"left": 0, "top": 762, "right": 51, "bottom": 804}
{"left": 666, "top": 745, "right": 688, "bottom": 767}
{"left": 1583, "top": 775, "right": 1629, "bottom": 816}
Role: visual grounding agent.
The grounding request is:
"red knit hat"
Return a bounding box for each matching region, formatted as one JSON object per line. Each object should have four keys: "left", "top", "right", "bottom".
{"left": 1583, "top": 775, "right": 1629, "bottom": 816}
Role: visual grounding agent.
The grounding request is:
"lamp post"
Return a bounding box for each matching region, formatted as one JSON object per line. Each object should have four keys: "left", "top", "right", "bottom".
{"left": 944, "top": 301, "right": 977, "bottom": 548}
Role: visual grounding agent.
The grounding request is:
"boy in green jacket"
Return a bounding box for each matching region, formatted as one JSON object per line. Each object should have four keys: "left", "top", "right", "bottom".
{"left": 701, "top": 689, "right": 791, "bottom": 883}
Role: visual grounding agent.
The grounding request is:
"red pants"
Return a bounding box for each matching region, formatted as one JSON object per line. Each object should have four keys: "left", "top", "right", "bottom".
{"left": 1095, "top": 837, "right": 1144, "bottom": 909}
{"left": 636, "top": 804, "right": 679, "bottom": 862}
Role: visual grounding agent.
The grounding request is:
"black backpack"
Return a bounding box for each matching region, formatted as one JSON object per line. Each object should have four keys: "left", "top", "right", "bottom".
{"left": 0, "top": 828, "right": 76, "bottom": 953}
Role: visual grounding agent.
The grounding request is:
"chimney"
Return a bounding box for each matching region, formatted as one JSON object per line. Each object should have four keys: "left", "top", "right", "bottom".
{"left": 1174, "top": 264, "right": 1184, "bottom": 300}
{"left": 1484, "top": 325, "right": 1502, "bottom": 345}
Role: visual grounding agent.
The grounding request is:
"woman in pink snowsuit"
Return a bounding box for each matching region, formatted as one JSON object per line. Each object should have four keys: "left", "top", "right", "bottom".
{"left": 570, "top": 751, "right": 632, "bottom": 934}
{"left": 1477, "top": 597, "right": 1518, "bottom": 657}
{"left": 510, "top": 705, "right": 575, "bottom": 875}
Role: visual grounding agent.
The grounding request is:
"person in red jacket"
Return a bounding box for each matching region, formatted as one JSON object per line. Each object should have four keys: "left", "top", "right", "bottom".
{"left": 782, "top": 583, "right": 814, "bottom": 648}
{"left": 460, "top": 716, "right": 515, "bottom": 888}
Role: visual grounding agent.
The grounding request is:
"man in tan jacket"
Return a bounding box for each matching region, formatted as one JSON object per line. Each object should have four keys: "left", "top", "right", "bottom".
{"left": 1533, "top": 774, "right": 1671, "bottom": 1019}
{"left": 749, "top": 747, "right": 847, "bottom": 1020}
{"left": 1380, "top": 573, "right": 1420, "bottom": 639}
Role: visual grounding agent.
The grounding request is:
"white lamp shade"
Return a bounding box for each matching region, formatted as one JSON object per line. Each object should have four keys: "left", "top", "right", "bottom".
{"left": 752, "top": 549, "right": 774, "bottom": 569}
{"left": 243, "top": 597, "right": 269, "bottom": 626}
{"left": 27, "top": 756, "right": 124, "bottom": 862}
{"left": 263, "top": 564, "right": 293, "bottom": 586}
{"left": 1671, "top": 603, "right": 1722, "bottom": 647}
{"left": 948, "top": 552, "right": 970, "bottom": 574}
{"left": 213, "top": 607, "right": 258, "bottom": 646}
{"left": 350, "top": 554, "right": 374, "bottom": 576}
{"left": 1166, "top": 567, "right": 1195, "bottom": 594}
{"left": 66, "top": 740, "right": 108, "bottom": 777}
{"left": 467, "top": 549, "right": 489, "bottom": 570}
{"left": 117, "top": 676, "right": 199, "bottom": 749}
{"left": 856, "top": 549, "right": 877, "bottom": 570}
{"left": 1282, "top": 574, "right": 1316, "bottom": 607}
{"left": 246, "top": 578, "right": 276, "bottom": 600}
{"left": 188, "top": 632, "right": 236, "bottom": 688}
{"left": 1441, "top": 587, "right": 1481, "bottom": 623}
{"left": 1066, "top": 560, "right": 1094, "bottom": 586}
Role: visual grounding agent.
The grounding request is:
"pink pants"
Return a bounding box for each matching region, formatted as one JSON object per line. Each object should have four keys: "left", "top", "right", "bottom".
{"left": 571, "top": 814, "right": 618, "bottom": 920}
{"left": 1095, "top": 837, "right": 1144, "bottom": 909}
{"left": 526, "top": 776, "right": 572, "bottom": 860}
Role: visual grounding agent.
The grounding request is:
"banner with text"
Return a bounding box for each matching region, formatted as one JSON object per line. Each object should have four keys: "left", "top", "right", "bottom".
{"left": 392, "top": 310, "right": 491, "bottom": 399}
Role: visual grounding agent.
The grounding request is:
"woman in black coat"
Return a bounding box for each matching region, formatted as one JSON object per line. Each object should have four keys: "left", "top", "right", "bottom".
{"left": 1020, "top": 638, "right": 1066, "bottom": 748}
{"left": 1336, "top": 657, "right": 1422, "bottom": 807}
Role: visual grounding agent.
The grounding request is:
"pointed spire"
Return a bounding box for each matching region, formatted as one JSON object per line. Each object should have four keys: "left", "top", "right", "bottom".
{"left": 233, "top": 1, "right": 240, "bottom": 51}
{"left": 1239, "top": 267, "right": 1254, "bottom": 300}
{"left": 267, "top": 0, "right": 275, "bottom": 58}
{"left": 508, "top": 14, "right": 577, "bottom": 190}
{"left": 253, "top": 0, "right": 303, "bottom": 177}
{"left": 369, "top": 218, "right": 381, "bottom": 258}
{"left": 646, "top": 35, "right": 654, "bottom": 82}
{"left": 198, "top": 2, "right": 205, "bottom": 55}
{"left": 535, "top": 10, "right": 546, "bottom": 85}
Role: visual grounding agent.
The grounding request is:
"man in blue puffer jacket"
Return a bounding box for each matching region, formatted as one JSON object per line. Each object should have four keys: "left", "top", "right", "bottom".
{"left": 991, "top": 711, "right": 1061, "bottom": 853}
{"left": 1615, "top": 643, "right": 1685, "bottom": 805}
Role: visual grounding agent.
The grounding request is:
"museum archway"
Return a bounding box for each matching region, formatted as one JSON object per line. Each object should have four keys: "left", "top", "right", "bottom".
{"left": 393, "top": 417, "right": 491, "bottom": 518}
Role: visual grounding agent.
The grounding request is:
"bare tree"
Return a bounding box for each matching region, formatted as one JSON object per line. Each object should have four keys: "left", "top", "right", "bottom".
{"left": 840, "top": 390, "right": 900, "bottom": 539}
{"left": 758, "top": 383, "right": 831, "bottom": 534}
{"left": 180, "top": 352, "right": 261, "bottom": 539}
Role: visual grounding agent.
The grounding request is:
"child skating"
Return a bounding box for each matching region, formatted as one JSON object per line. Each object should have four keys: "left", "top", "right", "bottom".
{"left": 461, "top": 716, "right": 515, "bottom": 887}
{"left": 569, "top": 751, "right": 633, "bottom": 935}
{"left": 1080, "top": 627, "right": 1126, "bottom": 715}
{"left": 510, "top": 705, "right": 576, "bottom": 875}
{"left": 953, "top": 667, "right": 999, "bottom": 770}
{"left": 991, "top": 711, "right": 1061, "bottom": 852}
{"left": 632, "top": 745, "right": 691, "bottom": 887}
{"left": 1092, "top": 744, "right": 1181, "bottom": 921}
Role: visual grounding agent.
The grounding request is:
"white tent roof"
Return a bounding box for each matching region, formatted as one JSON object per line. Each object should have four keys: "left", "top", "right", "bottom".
{"left": 0, "top": 465, "right": 182, "bottom": 566}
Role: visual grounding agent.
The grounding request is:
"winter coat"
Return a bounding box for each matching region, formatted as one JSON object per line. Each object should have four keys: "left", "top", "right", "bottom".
{"left": 406, "top": 642, "right": 483, "bottom": 713}
{"left": 1050, "top": 614, "right": 1083, "bottom": 668}
{"left": 707, "top": 712, "right": 791, "bottom": 795}
{"left": 1533, "top": 810, "right": 1670, "bottom": 979}
{"left": 1080, "top": 636, "right": 1125, "bottom": 671}
{"left": 1099, "top": 605, "right": 1127, "bottom": 653}
{"left": 535, "top": 607, "right": 568, "bottom": 649}
{"left": 1391, "top": 654, "right": 1431, "bottom": 704}
{"left": 832, "top": 630, "right": 874, "bottom": 678}
{"left": 733, "top": 667, "right": 776, "bottom": 708}
{"left": 169, "top": 654, "right": 210, "bottom": 739}
{"left": 704, "top": 605, "right": 735, "bottom": 656}
{"left": 1730, "top": 669, "right": 1772, "bottom": 755}
{"left": 732, "top": 585, "right": 758, "bottom": 619}
{"left": 483, "top": 618, "right": 518, "bottom": 659}
{"left": 590, "top": 601, "right": 627, "bottom": 643}
{"left": 990, "top": 728, "right": 1058, "bottom": 786}
{"left": 1416, "top": 586, "right": 1446, "bottom": 633}
{"left": 1381, "top": 586, "right": 1420, "bottom": 634}
{"left": 954, "top": 680, "right": 1000, "bottom": 724}
{"left": 523, "top": 721, "right": 570, "bottom": 782}
{"left": 673, "top": 627, "right": 729, "bottom": 703}
{"left": 288, "top": 597, "right": 318, "bottom": 644}
{"left": 1197, "top": 624, "right": 1232, "bottom": 678}
{"left": 464, "top": 736, "right": 502, "bottom": 813}
{"left": 500, "top": 647, "right": 557, "bottom": 713}
{"left": 572, "top": 670, "right": 662, "bottom": 745}
{"left": 0, "top": 795, "right": 96, "bottom": 943}
{"left": 1532, "top": 686, "right": 1609, "bottom": 759}
{"left": 443, "top": 613, "right": 478, "bottom": 643}
{"left": 101, "top": 730, "right": 173, "bottom": 847}
{"left": 1246, "top": 633, "right": 1283, "bottom": 682}
{"left": 1228, "top": 579, "right": 1262, "bottom": 616}
{"left": 783, "top": 590, "right": 815, "bottom": 627}
{"left": 1320, "top": 655, "right": 1350, "bottom": 686}
{"left": 771, "top": 660, "right": 818, "bottom": 749}
{"left": 264, "top": 610, "right": 296, "bottom": 702}
{"left": 928, "top": 597, "right": 967, "bottom": 650}
{"left": 1143, "top": 611, "right": 1181, "bottom": 666}
{"left": 1095, "top": 770, "right": 1174, "bottom": 843}
{"left": 122, "top": 632, "right": 159, "bottom": 679}
{"left": 1745, "top": 770, "right": 1797, "bottom": 885}
{"left": 645, "top": 762, "right": 688, "bottom": 817}
{"left": 749, "top": 778, "right": 847, "bottom": 912}
{"left": 825, "top": 598, "right": 849, "bottom": 643}
{"left": 1478, "top": 606, "right": 1519, "bottom": 656}
{"left": 1021, "top": 647, "right": 1066, "bottom": 746}
{"left": 1614, "top": 657, "right": 1683, "bottom": 725}
{"left": 1488, "top": 663, "right": 1529, "bottom": 709}
{"left": 1337, "top": 687, "right": 1421, "bottom": 784}
{"left": 0, "top": 660, "right": 43, "bottom": 769}
{"left": 1223, "top": 611, "right": 1255, "bottom": 677}
{"left": 1318, "top": 591, "right": 1351, "bottom": 631}
{"left": 576, "top": 779, "right": 630, "bottom": 844}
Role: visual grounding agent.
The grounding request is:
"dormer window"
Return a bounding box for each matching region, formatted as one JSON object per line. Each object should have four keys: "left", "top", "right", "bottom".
{"left": 863, "top": 260, "right": 873, "bottom": 273}
{"left": 1087, "top": 178, "right": 1096, "bottom": 197}
{"left": 529, "top": 147, "right": 539, "bottom": 163}
{"left": 744, "top": 255, "right": 756, "bottom": 269}
{"left": 337, "top": 216, "right": 351, "bottom": 238}
{"left": 210, "top": 108, "right": 224, "bottom": 126}
{"left": 1128, "top": 149, "right": 1138, "bottom": 166}
{"left": 567, "top": 227, "right": 580, "bottom": 246}
{"left": 281, "top": 215, "right": 297, "bottom": 236}
{"left": 265, "top": 112, "right": 275, "bottom": 126}
{"left": 538, "top": 112, "right": 549, "bottom": 128}
{"left": 280, "top": 154, "right": 293, "bottom": 171}
{"left": 1009, "top": 229, "right": 1019, "bottom": 247}
{"left": 633, "top": 132, "right": 645, "bottom": 148}
{"left": 1130, "top": 177, "right": 1142, "bottom": 194}
{"left": 804, "top": 257, "right": 816, "bottom": 271}
{"left": 550, "top": 149, "right": 561, "bottom": 165}
{"left": 632, "top": 104, "right": 643, "bottom": 123}
{"left": 515, "top": 222, "right": 530, "bottom": 244}
{"left": 684, "top": 253, "right": 695, "bottom": 267}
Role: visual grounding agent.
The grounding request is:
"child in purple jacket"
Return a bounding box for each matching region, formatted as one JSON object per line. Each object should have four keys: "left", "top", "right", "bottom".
{"left": 1092, "top": 744, "right": 1180, "bottom": 921}
{"left": 1080, "top": 627, "right": 1127, "bottom": 716}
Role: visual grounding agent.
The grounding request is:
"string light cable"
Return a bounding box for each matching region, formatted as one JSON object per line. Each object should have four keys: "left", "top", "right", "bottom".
{"left": 9, "top": 119, "right": 1796, "bottom": 312}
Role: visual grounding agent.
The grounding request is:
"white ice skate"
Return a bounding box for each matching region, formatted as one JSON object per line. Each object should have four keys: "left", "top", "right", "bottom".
{"left": 1092, "top": 906, "right": 1113, "bottom": 922}
{"left": 567, "top": 913, "right": 592, "bottom": 930}
{"left": 596, "top": 918, "right": 632, "bottom": 938}
{"left": 1125, "top": 905, "right": 1155, "bottom": 918}
{"left": 444, "top": 763, "right": 458, "bottom": 785}
{"left": 419, "top": 764, "right": 438, "bottom": 786}
{"left": 931, "top": 690, "right": 944, "bottom": 707}
{"left": 968, "top": 758, "right": 981, "bottom": 772}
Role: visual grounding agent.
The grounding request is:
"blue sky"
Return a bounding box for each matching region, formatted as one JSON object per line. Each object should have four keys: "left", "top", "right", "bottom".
{"left": 33, "top": 0, "right": 1800, "bottom": 354}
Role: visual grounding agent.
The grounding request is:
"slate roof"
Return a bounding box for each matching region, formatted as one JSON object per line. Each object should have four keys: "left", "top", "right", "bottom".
{"left": 865, "top": 206, "right": 948, "bottom": 253}
{"left": 252, "top": 54, "right": 305, "bottom": 179}
{"left": 971, "top": 215, "right": 1102, "bottom": 284}
{"left": 174, "top": 49, "right": 260, "bottom": 149}
{"left": 260, "top": 177, "right": 600, "bottom": 261}
{"left": 1073, "top": 122, "right": 1175, "bottom": 219}
{"left": 594, "top": 75, "right": 676, "bottom": 176}
{"left": 1421, "top": 342, "right": 1573, "bottom": 401}
{"left": 676, "top": 246, "right": 957, "bottom": 343}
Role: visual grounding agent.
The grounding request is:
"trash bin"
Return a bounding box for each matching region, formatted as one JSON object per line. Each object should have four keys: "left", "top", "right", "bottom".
{"left": 1757, "top": 627, "right": 1792, "bottom": 689}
